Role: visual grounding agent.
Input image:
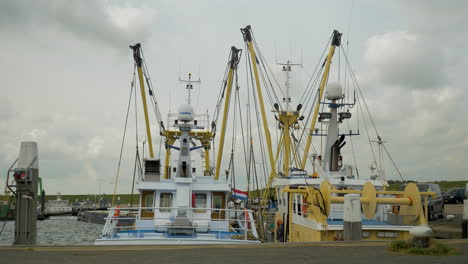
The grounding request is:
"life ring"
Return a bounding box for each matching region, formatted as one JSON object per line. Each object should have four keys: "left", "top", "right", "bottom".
{"left": 114, "top": 206, "right": 121, "bottom": 217}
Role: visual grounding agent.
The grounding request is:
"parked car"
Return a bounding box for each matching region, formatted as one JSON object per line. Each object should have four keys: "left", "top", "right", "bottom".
{"left": 416, "top": 183, "right": 444, "bottom": 221}
{"left": 401, "top": 182, "right": 444, "bottom": 221}
{"left": 443, "top": 188, "right": 465, "bottom": 204}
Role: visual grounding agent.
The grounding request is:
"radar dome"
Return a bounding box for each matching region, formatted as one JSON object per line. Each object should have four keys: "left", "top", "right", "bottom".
{"left": 325, "top": 82, "right": 343, "bottom": 100}
{"left": 178, "top": 104, "right": 194, "bottom": 122}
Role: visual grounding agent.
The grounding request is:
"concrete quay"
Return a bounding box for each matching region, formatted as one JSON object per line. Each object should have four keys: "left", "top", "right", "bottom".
{"left": 0, "top": 240, "right": 467, "bottom": 264}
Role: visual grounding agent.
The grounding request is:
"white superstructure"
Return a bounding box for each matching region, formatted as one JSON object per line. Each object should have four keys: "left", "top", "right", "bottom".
{"left": 96, "top": 71, "right": 259, "bottom": 245}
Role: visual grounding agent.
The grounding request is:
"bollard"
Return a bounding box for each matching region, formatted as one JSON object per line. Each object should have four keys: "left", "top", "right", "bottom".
{"left": 463, "top": 183, "right": 468, "bottom": 239}
{"left": 410, "top": 225, "right": 432, "bottom": 248}
{"left": 344, "top": 193, "right": 362, "bottom": 241}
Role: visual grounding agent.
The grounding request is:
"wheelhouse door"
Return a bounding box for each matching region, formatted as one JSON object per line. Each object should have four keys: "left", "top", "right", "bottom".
{"left": 211, "top": 192, "right": 226, "bottom": 220}
{"left": 141, "top": 190, "right": 155, "bottom": 218}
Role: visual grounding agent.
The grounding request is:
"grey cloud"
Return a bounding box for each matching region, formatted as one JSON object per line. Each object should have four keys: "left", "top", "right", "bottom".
{"left": 404, "top": 0, "right": 468, "bottom": 34}
{"left": 2, "top": 0, "right": 467, "bottom": 194}
{"left": 352, "top": 0, "right": 468, "bottom": 181}
{"left": 0, "top": 1, "right": 156, "bottom": 50}
{"left": 363, "top": 31, "right": 447, "bottom": 90}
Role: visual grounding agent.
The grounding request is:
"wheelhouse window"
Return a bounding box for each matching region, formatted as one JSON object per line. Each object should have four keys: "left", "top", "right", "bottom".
{"left": 160, "top": 193, "right": 173, "bottom": 212}
{"left": 193, "top": 193, "right": 207, "bottom": 212}
{"left": 194, "top": 193, "right": 207, "bottom": 208}
{"left": 293, "top": 194, "right": 305, "bottom": 216}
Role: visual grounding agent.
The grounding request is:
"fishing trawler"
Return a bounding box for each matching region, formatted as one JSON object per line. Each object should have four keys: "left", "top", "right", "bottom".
{"left": 95, "top": 44, "right": 259, "bottom": 245}
{"left": 238, "top": 26, "right": 435, "bottom": 242}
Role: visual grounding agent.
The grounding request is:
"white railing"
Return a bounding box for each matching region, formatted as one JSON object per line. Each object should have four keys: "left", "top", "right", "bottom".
{"left": 100, "top": 207, "right": 258, "bottom": 241}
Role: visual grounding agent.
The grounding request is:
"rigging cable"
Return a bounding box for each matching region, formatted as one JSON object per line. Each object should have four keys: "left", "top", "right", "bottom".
{"left": 140, "top": 47, "right": 166, "bottom": 135}
{"left": 251, "top": 30, "right": 285, "bottom": 107}
{"left": 228, "top": 78, "right": 239, "bottom": 189}
{"left": 356, "top": 95, "right": 377, "bottom": 165}
{"left": 130, "top": 150, "right": 141, "bottom": 207}
{"left": 290, "top": 68, "right": 323, "bottom": 164}
{"left": 112, "top": 64, "right": 136, "bottom": 206}
{"left": 342, "top": 45, "right": 404, "bottom": 179}
{"left": 244, "top": 46, "right": 253, "bottom": 198}
{"left": 382, "top": 144, "right": 405, "bottom": 181}
{"left": 212, "top": 51, "right": 234, "bottom": 133}
{"left": 346, "top": 119, "right": 360, "bottom": 178}
{"left": 236, "top": 72, "right": 251, "bottom": 196}
{"left": 130, "top": 67, "right": 140, "bottom": 206}
{"left": 298, "top": 34, "right": 333, "bottom": 105}
{"left": 341, "top": 46, "right": 379, "bottom": 137}
{"left": 250, "top": 64, "right": 269, "bottom": 189}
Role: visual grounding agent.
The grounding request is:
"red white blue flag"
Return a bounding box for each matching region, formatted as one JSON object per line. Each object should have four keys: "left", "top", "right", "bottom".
{"left": 231, "top": 189, "right": 248, "bottom": 200}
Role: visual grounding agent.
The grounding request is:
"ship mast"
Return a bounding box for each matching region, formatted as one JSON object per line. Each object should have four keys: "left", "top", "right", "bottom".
{"left": 275, "top": 60, "right": 302, "bottom": 176}
{"left": 277, "top": 61, "right": 302, "bottom": 111}
{"left": 179, "top": 73, "right": 201, "bottom": 105}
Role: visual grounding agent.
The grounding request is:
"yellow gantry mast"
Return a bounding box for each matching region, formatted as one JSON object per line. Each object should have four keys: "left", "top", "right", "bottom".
{"left": 214, "top": 47, "right": 242, "bottom": 180}
{"left": 300, "top": 30, "right": 342, "bottom": 170}
{"left": 130, "top": 43, "right": 155, "bottom": 158}
{"left": 278, "top": 109, "right": 300, "bottom": 176}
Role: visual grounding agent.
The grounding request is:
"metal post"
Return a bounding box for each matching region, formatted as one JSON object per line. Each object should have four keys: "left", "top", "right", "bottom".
{"left": 13, "top": 142, "right": 39, "bottom": 245}
{"left": 343, "top": 194, "right": 361, "bottom": 241}
{"left": 463, "top": 183, "right": 468, "bottom": 239}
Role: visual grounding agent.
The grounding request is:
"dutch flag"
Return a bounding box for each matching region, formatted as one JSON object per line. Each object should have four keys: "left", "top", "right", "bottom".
{"left": 231, "top": 189, "right": 248, "bottom": 200}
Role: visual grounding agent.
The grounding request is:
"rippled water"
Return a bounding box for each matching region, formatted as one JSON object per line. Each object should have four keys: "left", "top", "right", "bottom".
{"left": 0, "top": 216, "right": 103, "bottom": 245}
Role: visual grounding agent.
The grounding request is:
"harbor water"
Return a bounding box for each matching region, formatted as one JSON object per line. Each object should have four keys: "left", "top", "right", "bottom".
{"left": 0, "top": 216, "right": 102, "bottom": 245}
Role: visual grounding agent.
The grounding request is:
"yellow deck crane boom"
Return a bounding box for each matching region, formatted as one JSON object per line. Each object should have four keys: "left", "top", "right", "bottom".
{"left": 130, "top": 43, "right": 155, "bottom": 158}
{"left": 300, "top": 30, "right": 342, "bottom": 170}
{"left": 214, "top": 47, "right": 242, "bottom": 180}
{"left": 241, "top": 25, "right": 277, "bottom": 181}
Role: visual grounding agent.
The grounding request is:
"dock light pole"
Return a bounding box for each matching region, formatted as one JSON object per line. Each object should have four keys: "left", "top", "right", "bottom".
{"left": 6, "top": 142, "right": 39, "bottom": 245}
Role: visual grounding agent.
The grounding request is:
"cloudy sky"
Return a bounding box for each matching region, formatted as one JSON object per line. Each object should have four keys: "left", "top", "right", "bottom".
{"left": 0, "top": 0, "right": 467, "bottom": 195}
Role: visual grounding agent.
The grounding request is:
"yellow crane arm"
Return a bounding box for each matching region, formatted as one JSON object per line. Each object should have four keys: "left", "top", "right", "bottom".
{"left": 241, "top": 25, "right": 277, "bottom": 179}
{"left": 214, "top": 47, "right": 242, "bottom": 180}
{"left": 130, "top": 43, "right": 155, "bottom": 158}
{"left": 300, "top": 30, "right": 342, "bottom": 170}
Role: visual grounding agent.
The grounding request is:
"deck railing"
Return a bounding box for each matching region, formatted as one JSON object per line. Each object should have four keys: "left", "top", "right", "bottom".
{"left": 100, "top": 206, "right": 258, "bottom": 241}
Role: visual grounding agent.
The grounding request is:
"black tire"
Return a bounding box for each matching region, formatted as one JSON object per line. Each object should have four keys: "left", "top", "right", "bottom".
{"left": 428, "top": 207, "right": 435, "bottom": 221}
{"left": 439, "top": 205, "right": 445, "bottom": 219}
